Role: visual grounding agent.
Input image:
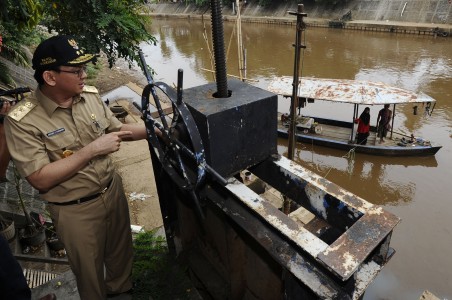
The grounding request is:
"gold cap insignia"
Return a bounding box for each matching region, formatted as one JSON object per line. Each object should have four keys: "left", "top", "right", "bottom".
{"left": 68, "top": 39, "right": 79, "bottom": 50}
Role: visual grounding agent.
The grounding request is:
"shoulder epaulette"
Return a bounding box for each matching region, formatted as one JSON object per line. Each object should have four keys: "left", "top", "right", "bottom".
{"left": 8, "top": 101, "right": 36, "bottom": 121}
{"left": 83, "top": 85, "right": 99, "bottom": 94}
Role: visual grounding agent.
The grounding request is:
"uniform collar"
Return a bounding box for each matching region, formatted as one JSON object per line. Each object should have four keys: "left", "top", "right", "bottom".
{"left": 36, "top": 88, "right": 84, "bottom": 116}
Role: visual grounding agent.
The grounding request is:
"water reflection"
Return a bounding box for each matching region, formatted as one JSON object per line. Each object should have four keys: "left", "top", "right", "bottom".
{"left": 278, "top": 139, "right": 437, "bottom": 206}
{"left": 145, "top": 19, "right": 452, "bottom": 138}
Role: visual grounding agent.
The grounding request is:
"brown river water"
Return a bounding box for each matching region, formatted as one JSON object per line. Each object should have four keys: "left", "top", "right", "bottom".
{"left": 141, "top": 18, "right": 452, "bottom": 299}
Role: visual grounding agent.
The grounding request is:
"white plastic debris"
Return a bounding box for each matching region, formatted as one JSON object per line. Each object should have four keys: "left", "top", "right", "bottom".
{"left": 131, "top": 225, "right": 144, "bottom": 233}
{"left": 129, "top": 192, "right": 151, "bottom": 201}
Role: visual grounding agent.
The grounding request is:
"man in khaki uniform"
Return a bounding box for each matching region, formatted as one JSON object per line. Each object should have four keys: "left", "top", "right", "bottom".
{"left": 4, "top": 35, "right": 149, "bottom": 299}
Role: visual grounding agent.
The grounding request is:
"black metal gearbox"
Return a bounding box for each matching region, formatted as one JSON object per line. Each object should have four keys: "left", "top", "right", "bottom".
{"left": 183, "top": 79, "right": 278, "bottom": 177}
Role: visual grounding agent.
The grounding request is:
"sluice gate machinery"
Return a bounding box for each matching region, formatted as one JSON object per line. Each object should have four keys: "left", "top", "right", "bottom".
{"left": 138, "top": 3, "right": 400, "bottom": 299}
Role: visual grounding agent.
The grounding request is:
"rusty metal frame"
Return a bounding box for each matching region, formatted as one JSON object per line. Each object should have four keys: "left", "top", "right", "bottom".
{"left": 197, "top": 154, "right": 401, "bottom": 298}
{"left": 151, "top": 138, "right": 399, "bottom": 298}
{"left": 250, "top": 155, "right": 400, "bottom": 279}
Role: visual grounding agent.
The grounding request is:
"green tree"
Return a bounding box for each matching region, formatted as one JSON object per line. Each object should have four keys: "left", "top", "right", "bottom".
{"left": 0, "top": 0, "right": 42, "bottom": 85}
{"left": 40, "top": 0, "right": 156, "bottom": 67}
{"left": 0, "top": 0, "right": 42, "bottom": 31}
{"left": 0, "top": 0, "right": 156, "bottom": 85}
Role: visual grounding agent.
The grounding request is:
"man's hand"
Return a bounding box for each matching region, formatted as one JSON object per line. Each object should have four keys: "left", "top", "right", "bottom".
{"left": 88, "top": 131, "right": 133, "bottom": 156}
{"left": 0, "top": 101, "right": 12, "bottom": 115}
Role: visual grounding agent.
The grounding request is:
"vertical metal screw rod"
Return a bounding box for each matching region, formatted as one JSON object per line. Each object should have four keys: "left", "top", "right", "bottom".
{"left": 210, "top": 0, "right": 229, "bottom": 98}
{"left": 287, "top": 4, "right": 307, "bottom": 160}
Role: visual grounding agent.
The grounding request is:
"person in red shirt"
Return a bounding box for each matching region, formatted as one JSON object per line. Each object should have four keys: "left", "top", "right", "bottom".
{"left": 355, "top": 107, "right": 371, "bottom": 145}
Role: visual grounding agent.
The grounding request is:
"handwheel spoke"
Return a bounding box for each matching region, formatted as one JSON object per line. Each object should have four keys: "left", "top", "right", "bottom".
{"left": 140, "top": 70, "right": 227, "bottom": 222}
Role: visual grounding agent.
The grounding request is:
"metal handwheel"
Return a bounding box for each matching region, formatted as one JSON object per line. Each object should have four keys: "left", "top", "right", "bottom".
{"left": 139, "top": 66, "right": 227, "bottom": 220}
{"left": 143, "top": 78, "right": 206, "bottom": 180}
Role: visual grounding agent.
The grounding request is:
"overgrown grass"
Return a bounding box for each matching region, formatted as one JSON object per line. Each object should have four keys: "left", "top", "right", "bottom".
{"left": 86, "top": 62, "right": 101, "bottom": 80}
{"left": 132, "top": 230, "right": 197, "bottom": 300}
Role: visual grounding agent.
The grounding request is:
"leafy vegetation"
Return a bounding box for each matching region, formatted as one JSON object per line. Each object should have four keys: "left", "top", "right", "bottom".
{"left": 0, "top": 0, "right": 43, "bottom": 31}
{"left": 0, "top": 0, "right": 44, "bottom": 85}
{"left": 132, "top": 230, "right": 196, "bottom": 300}
{"left": 0, "top": 0, "right": 156, "bottom": 85}
{"left": 39, "top": 0, "right": 156, "bottom": 67}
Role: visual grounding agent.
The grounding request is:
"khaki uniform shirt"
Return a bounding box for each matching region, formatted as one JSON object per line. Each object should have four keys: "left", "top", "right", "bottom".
{"left": 4, "top": 87, "right": 122, "bottom": 203}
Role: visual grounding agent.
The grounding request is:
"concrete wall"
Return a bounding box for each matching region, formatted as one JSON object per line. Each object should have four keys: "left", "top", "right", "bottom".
{"left": 147, "top": 0, "right": 452, "bottom": 24}
{"left": 348, "top": 0, "right": 452, "bottom": 23}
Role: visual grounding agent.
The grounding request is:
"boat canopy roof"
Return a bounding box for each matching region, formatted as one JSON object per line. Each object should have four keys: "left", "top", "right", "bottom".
{"left": 267, "top": 76, "right": 436, "bottom": 105}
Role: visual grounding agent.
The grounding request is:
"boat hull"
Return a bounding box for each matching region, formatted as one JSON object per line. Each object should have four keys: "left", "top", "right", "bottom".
{"left": 278, "top": 129, "right": 441, "bottom": 156}
{"left": 277, "top": 116, "right": 442, "bottom": 157}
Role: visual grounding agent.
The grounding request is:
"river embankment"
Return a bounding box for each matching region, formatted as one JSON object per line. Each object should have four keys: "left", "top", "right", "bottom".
{"left": 145, "top": 1, "right": 452, "bottom": 36}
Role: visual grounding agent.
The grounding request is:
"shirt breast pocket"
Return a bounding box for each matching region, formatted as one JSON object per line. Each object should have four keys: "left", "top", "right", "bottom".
{"left": 90, "top": 118, "right": 110, "bottom": 136}
{"left": 44, "top": 131, "right": 76, "bottom": 159}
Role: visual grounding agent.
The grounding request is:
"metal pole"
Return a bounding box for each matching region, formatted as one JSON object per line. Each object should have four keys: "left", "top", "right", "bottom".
{"left": 287, "top": 4, "right": 307, "bottom": 160}
{"left": 243, "top": 48, "right": 247, "bottom": 80}
{"left": 236, "top": 0, "right": 245, "bottom": 81}
{"left": 351, "top": 104, "right": 357, "bottom": 143}
{"left": 390, "top": 104, "right": 396, "bottom": 139}
{"left": 284, "top": 4, "right": 307, "bottom": 215}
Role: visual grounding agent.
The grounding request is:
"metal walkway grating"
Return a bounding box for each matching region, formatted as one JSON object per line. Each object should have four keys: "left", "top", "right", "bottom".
{"left": 23, "top": 268, "right": 59, "bottom": 289}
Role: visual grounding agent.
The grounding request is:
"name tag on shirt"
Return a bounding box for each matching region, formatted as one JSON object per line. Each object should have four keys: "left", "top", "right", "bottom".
{"left": 47, "top": 128, "right": 65, "bottom": 137}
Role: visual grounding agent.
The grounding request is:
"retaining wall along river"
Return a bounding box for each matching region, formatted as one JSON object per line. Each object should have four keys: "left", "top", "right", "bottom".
{"left": 146, "top": 0, "right": 452, "bottom": 36}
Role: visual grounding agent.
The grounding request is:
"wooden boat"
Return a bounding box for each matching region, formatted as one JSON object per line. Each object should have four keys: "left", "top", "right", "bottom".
{"left": 268, "top": 76, "right": 442, "bottom": 156}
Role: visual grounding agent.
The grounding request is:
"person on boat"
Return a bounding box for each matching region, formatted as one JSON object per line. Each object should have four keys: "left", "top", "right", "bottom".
{"left": 376, "top": 104, "right": 392, "bottom": 143}
{"left": 355, "top": 107, "right": 371, "bottom": 145}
